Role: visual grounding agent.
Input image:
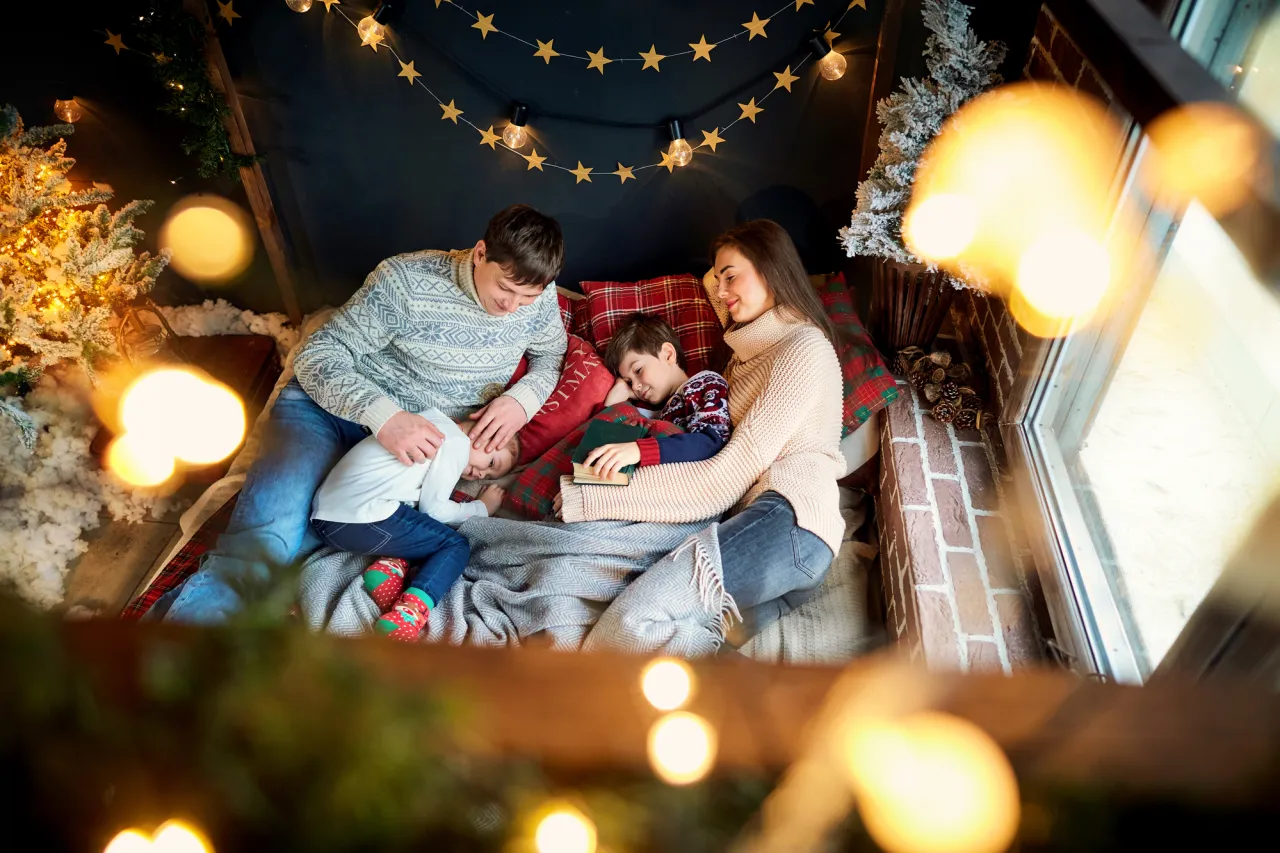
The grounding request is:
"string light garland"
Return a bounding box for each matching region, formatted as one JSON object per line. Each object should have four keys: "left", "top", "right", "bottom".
{"left": 422, "top": 0, "right": 867, "bottom": 73}
{"left": 314, "top": 3, "right": 862, "bottom": 184}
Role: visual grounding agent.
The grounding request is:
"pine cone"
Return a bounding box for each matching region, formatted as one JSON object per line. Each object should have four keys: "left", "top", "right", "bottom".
{"left": 924, "top": 383, "right": 942, "bottom": 404}
{"left": 961, "top": 394, "right": 982, "bottom": 411}
{"left": 953, "top": 407, "right": 980, "bottom": 430}
{"left": 932, "top": 400, "right": 958, "bottom": 423}
{"left": 908, "top": 369, "right": 930, "bottom": 390}
{"left": 940, "top": 381, "right": 961, "bottom": 402}
{"left": 946, "top": 363, "right": 972, "bottom": 381}
{"left": 895, "top": 346, "right": 924, "bottom": 374}
{"left": 928, "top": 350, "right": 953, "bottom": 368}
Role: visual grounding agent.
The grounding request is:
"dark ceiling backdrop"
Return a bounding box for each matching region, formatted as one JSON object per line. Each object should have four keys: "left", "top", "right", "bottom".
{"left": 1, "top": 0, "right": 1035, "bottom": 316}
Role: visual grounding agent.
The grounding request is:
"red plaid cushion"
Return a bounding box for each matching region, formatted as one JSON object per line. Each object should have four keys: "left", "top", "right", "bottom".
{"left": 120, "top": 495, "right": 239, "bottom": 620}
{"left": 817, "top": 273, "right": 900, "bottom": 436}
{"left": 505, "top": 404, "right": 685, "bottom": 520}
{"left": 579, "top": 275, "right": 730, "bottom": 375}
{"left": 556, "top": 292, "right": 577, "bottom": 333}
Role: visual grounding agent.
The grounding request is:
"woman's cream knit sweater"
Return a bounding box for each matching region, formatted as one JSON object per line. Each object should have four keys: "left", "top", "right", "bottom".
{"left": 559, "top": 308, "right": 846, "bottom": 554}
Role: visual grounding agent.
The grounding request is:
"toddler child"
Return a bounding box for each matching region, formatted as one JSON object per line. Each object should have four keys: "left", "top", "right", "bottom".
{"left": 583, "top": 312, "right": 731, "bottom": 478}
{"left": 310, "top": 411, "right": 517, "bottom": 642}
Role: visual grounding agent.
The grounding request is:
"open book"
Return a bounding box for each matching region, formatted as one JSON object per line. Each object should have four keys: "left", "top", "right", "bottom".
{"left": 571, "top": 420, "right": 648, "bottom": 486}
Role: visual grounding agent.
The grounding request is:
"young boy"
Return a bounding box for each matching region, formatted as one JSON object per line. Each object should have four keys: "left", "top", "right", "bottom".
{"left": 583, "top": 312, "right": 731, "bottom": 478}
{"left": 310, "top": 411, "right": 518, "bottom": 642}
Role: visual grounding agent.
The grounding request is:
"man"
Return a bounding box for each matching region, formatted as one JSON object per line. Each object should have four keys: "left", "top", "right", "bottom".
{"left": 155, "top": 204, "right": 567, "bottom": 623}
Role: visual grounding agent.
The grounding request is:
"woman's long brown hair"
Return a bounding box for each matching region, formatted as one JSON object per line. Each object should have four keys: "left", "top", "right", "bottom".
{"left": 709, "top": 220, "right": 841, "bottom": 346}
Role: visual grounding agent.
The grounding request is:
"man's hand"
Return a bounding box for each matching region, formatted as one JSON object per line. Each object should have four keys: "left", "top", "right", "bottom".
{"left": 478, "top": 484, "right": 507, "bottom": 516}
{"left": 377, "top": 411, "right": 445, "bottom": 466}
{"left": 470, "top": 395, "right": 528, "bottom": 453}
{"left": 604, "top": 377, "right": 632, "bottom": 408}
{"left": 584, "top": 441, "right": 641, "bottom": 479}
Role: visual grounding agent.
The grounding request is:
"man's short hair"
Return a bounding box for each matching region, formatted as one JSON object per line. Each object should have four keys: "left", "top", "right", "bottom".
{"left": 603, "top": 313, "right": 685, "bottom": 373}
{"left": 483, "top": 204, "right": 565, "bottom": 287}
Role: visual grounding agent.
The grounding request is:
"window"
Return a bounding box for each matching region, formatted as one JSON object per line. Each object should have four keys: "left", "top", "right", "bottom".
{"left": 1012, "top": 0, "right": 1280, "bottom": 682}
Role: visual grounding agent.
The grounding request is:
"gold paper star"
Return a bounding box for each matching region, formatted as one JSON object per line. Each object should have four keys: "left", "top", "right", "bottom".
{"left": 639, "top": 45, "right": 666, "bottom": 72}
{"left": 773, "top": 65, "right": 799, "bottom": 93}
{"left": 659, "top": 150, "right": 676, "bottom": 173}
{"left": 439, "top": 99, "right": 463, "bottom": 123}
{"left": 700, "top": 128, "right": 725, "bottom": 152}
{"left": 471, "top": 12, "right": 496, "bottom": 39}
{"left": 848, "top": 0, "right": 866, "bottom": 9}
{"left": 825, "top": 29, "right": 840, "bottom": 44}
{"left": 613, "top": 163, "right": 635, "bottom": 183}
{"left": 397, "top": 60, "right": 422, "bottom": 85}
{"left": 743, "top": 12, "right": 769, "bottom": 40}
{"left": 362, "top": 30, "right": 384, "bottom": 51}
{"left": 104, "top": 30, "right": 126, "bottom": 54}
{"left": 523, "top": 148, "right": 546, "bottom": 171}
{"left": 318, "top": 0, "right": 341, "bottom": 11}
{"left": 570, "top": 162, "right": 594, "bottom": 184}
{"left": 794, "top": 0, "right": 814, "bottom": 9}
{"left": 217, "top": 1, "right": 240, "bottom": 25}
{"left": 586, "top": 47, "right": 612, "bottom": 74}
{"left": 478, "top": 126, "right": 501, "bottom": 149}
{"left": 153, "top": 52, "right": 170, "bottom": 63}
{"left": 738, "top": 98, "right": 763, "bottom": 122}
{"left": 689, "top": 35, "right": 716, "bottom": 62}
{"left": 434, "top": 0, "right": 448, "bottom": 6}
{"left": 534, "top": 39, "right": 560, "bottom": 64}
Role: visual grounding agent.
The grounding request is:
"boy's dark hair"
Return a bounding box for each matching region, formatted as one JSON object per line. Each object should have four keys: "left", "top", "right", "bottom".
{"left": 482, "top": 204, "right": 565, "bottom": 287}
{"left": 604, "top": 313, "right": 685, "bottom": 373}
{"left": 506, "top": 429, "right": 522, "bottom": 464}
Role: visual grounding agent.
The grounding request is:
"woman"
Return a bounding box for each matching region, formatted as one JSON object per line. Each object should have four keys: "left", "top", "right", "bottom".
{"left": 558, "top": 219, "right": 845, "bottom": 646}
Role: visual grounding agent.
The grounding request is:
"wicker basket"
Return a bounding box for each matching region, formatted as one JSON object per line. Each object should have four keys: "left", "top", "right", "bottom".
{"left": 869, "top": 258, "right": 955, "bottom": 353}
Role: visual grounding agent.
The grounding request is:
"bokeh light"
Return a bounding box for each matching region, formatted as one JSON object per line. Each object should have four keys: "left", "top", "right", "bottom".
{"left": 152, "top": 821, "right": 211, "bottom": 853}
{"left": 1143, "top": 102, "right": 1266, "bottom": 216}
{"left": 106, "top": 432, "right": 176, "bottom": 487}
{"left": 120, "top": 367, "right": 245, "bottom": 466}
{"left": 1011, "top": 228, "right": 1112, "bottom": 336}
{"left": 641, "top": 658, "right": 694, "bottom": 711}
{"left": 534, "top": 807, "right": 596, "bottom": 853}
{"left": 648, "top": 711, "right": 717, "bottom": 785}
{"left": 104, "top": 830, "right": 153, "bottom": 853}
{"left": 159, "top": 195, "right": 254, "bottom": 283}
{"left": 903, "top": 193, "right": 980, "bottom": 261}
{"left": 843, "top": 712, "right": 1020, "bottom": 853}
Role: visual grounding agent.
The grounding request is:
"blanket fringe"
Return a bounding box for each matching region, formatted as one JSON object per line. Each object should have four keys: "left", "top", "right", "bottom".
{"left": 674, "top": 537, "right": 741, "bottom": 645}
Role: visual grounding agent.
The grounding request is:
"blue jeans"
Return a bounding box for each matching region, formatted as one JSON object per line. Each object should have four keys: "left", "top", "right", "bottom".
{"left": 152, "top": 380, "right": 368, "bottom": 624}
{"left": 718, "top": 491, "right": 833, "bottom": 648}
{"left": 311, "top": 504, "right": 470, "bottom": 608}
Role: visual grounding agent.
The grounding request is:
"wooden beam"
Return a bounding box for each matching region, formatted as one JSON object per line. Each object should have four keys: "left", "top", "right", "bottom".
{"left": 184, "top": 0, "right": 303, "bottom": 325}
{"left": 858, "top": 0, "right": 907, "bottom": 183}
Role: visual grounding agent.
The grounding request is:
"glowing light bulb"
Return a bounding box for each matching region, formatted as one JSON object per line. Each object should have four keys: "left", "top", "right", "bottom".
{"left": 1014, "top": 228, "right": 1110, "bottom": 327}
{"left": 502, "top": 123, "right": 528, "bottom": 149}
{"left": 107, "top": 432, "right": 176, "bottom": 487}
{"left": 534, "top": 808, "right": 596, "bottom": 853}
{"left": 843, "top": 712, "right": 1020, "bottom": 853}
{"left": 818, "top": 50, "right": 847, "bottom": 81}
{"left": 357, "top": 15, "right": 384, "bottom": 44}
{"left": 904, "top": 193, "right": 979, "bottom": 261}
{"left": 286, "top": 0, "right": 314, "bottom": 11}
{"left": 668, "top": 138, "right": 693, "bottom": 167}
{"left": 648, "top": 711, "right": 716, "bottom": 784}
{"left": 641, "top": 658, "right": 694, "bottom": 710}
{"left": 53, "top": 98, "right": 83, "bottom": 123}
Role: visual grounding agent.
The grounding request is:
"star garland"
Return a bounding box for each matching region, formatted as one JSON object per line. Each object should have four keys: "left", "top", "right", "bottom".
{"left": 322, "top": 3, "right": 861, "bottom": 185}
{"left": 430, "top": 0, "right": 867, "bottom": 73}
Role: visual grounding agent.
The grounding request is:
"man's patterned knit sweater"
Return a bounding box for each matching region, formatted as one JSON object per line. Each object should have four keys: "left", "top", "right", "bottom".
{"left": 293, "top": 249, "right": 567, "bottom": 434}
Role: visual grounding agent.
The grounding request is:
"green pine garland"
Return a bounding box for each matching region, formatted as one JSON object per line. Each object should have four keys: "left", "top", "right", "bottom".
{"left": 127, "top": 1, "right": 260, "bottom": 181}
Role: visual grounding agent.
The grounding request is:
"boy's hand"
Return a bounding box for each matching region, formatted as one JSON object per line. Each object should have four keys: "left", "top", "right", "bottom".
{"left": 584, "top": 442, "right": 641, "bottom": 478}
{"left": 478, "top": 485, "right": 506, "bottom": 515}
{"left": 377, "top": 411, "right": 445, "bottom": 466}
{"left": 604, "top": 377, "right": 632, "bottom": 408}
{"left": 470, "top": 395, "right": 527, "bottom": 453}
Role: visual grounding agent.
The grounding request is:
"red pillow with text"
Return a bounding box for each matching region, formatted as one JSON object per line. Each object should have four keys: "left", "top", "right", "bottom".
{"left": 509, "top": 333, "right": 614, "bottom": 464}
{"left": 579, "top": 274, "right": 730, "bottom": 375}
{"left": 504, "top": 404, "right": 685, "bottom": 520}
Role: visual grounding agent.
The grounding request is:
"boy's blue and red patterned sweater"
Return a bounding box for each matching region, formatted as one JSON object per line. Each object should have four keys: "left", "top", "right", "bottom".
{"left": 635, "top": 370, "right": 731, "bottom": 466}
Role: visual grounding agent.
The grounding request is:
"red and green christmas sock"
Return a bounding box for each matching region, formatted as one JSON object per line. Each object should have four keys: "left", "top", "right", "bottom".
{"left": 375, "top": 588, "right": 434, "bottom": 642}
{"left": 363, "top": 557, "right": 408, "bottom": 612}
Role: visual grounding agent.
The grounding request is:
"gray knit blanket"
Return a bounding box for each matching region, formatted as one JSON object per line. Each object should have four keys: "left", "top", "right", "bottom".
{"left": 297, "top": 517, "right": 739, "bottom": 657}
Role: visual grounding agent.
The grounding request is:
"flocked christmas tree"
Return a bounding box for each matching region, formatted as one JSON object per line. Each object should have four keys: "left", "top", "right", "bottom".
{"left": 839, "top": 0, "right": 1005, "bottom": 286}
{"left": 0, "top": 106, "right": 169, "bottom": 445}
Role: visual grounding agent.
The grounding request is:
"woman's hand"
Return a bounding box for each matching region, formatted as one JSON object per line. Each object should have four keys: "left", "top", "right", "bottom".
{"left": 553, "top": 491, "right": 564, "bottom": 519}
{"left": 584, "top": 441, "right": 641, "bottom": 478}
{"left": 478, "top": 485, "right": 506, "bottom": 515}
{"left": 603, "top": 377, "right": 632, "bottom": 408}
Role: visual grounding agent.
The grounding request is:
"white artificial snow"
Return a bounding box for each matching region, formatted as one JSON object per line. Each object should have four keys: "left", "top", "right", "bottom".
{"left": 157, "top": 298, "right": 298, "bottom": 359}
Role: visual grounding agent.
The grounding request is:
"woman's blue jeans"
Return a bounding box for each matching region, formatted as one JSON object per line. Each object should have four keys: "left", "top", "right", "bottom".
{"left": 718, "top": 491, "right": 834, "bottom": 647}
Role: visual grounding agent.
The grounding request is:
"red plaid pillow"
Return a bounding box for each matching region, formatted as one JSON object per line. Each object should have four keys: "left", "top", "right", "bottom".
{"left": 505, "top": 404, "right": 685, "bottom": 520}
{"left": 579, "top": 275, "right": 730, "bottom": 375}
{"left": 556, "top": 291, "right": 578, "bottom": 333}
{"left": 121, "top": 495, "right": 239, "bottom": 619}
{"left": 817, "top": 273, "right": 900, "bottom": 436}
